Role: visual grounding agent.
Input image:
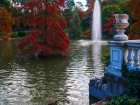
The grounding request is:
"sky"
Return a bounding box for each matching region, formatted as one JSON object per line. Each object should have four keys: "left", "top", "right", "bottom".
{"left": 74, "top": 0, "right": 87, "bottom": 5}
{"left": 74, "top": 0, "right": 87, "bottom": 10}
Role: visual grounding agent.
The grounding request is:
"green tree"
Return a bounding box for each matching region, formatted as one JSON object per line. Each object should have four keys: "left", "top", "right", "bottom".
{"left": 101, "top": 5, "right": 123, "bottom": 28}
{"left": 69, "top": 11, "right": 81, "bottom": 39}
{"left": 0, "top": 0, "right": 10, "bottom": 8}
{"left": 107, "top": 0, "right": 117, "bottom": 4}
{"left": 63, "top": 9, "right": 73, "bottom": 26}
{"left": 82, "top": 0, "right": 95, "bottom": 30}
{"left": 114, "top": 0, "right": 130, "bottom": 12}
{"left": 82, "top": 15, "right": 91, "bottom": 29}
{"left": 11, "top": 0, "right": 29, "bottom": 5}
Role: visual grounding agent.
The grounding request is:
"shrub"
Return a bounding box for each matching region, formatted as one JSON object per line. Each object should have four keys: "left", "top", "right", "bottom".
{"left": 106, "top": 95, "right": 131, "bottom": 105}
{"left": 64, "top": 28, "right": 69, "bottom": 33}
{"left": 106, "top": 63, "right": 140, "bottom": 105}
{"left": 11, "top": 33, "right": 18, "bottom": 38}
{"left": 18, "top": 32, "right": 27, "bottom": 37}
{"left": 83, "top": 29, "right": 91, "bottom": 39}
{"left": 105, "top": 95, "right": 140, "bottom": 105}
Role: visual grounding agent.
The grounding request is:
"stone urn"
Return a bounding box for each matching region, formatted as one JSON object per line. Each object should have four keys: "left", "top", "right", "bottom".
{"left": 113, "top": 14, "right": 129, "bottom": 41}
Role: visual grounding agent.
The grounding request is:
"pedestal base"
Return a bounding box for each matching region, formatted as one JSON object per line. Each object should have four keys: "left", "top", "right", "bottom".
{"left": 89, "top": 86, "right": 105, "bottom": 100}
{"left": 114, "top": 35, "right": 128, "bottom": 41}
{"left": 104, "top": 72, "right": 128, "bottom": 99}
{"left": 106, "top": 65, "right": 122, "bottom": 76}
{"left": 89, "top": 72, "right": 128, "bottom": 100}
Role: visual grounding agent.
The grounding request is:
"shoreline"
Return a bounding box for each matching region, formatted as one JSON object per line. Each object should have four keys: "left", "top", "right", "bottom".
{"left": 0, "top": 38, "right": 22, "bottom": 41}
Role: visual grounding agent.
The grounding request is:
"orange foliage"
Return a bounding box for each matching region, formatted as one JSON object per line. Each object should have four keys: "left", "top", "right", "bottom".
{"left": 0, "top": 7, "right": 15, "bottom": 37}
{"left": 127, "top": 0, "right": 140, "bottom": 20}
{"left": 126, "top": 0, "right": 140, "bottom": 40}
{"left": 16, "top": 0, "right": 70, "bottom": 57}
{"left": 129, "top": 20, "right": 140, "bottom": 40}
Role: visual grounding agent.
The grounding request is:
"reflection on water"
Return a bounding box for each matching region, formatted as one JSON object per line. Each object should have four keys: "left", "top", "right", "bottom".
{"left": 0, "top": 40, "right": 109, "bottom": 105}
{"left": 92, "top": 41, "right": 108, "bottom": 78}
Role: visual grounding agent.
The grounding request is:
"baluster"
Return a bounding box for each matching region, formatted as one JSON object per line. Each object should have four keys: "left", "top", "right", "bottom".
{"left": 133, "top": 49, "right": 139, "bottom": 69}
{"left": 127, "top": 49, "right": 133, "bottom": 68}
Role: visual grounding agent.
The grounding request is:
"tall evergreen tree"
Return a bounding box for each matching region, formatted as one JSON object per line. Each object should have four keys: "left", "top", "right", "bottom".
{"left": 69, "top": 11, "right": 81, "bottom": 39}
{"left": 63, "top": 9, "right": 73, "bottom": 26}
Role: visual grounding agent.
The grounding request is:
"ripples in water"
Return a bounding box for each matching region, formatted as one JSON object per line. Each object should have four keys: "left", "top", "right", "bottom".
{"left": 0, "top": 39, "right": 109, "bottom": 105}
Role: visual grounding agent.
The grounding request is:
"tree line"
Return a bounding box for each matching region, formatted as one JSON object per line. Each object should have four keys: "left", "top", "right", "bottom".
{"left": 0, "top": 0, "right": 139, "bottom": 57}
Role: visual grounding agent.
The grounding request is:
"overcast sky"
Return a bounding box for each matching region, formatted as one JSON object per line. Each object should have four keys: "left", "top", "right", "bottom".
{"left": 74, "top": 0, "right": 87, "bottom": 5}
{"left": 74, "top": 0, "right": 87, "bottom": 10}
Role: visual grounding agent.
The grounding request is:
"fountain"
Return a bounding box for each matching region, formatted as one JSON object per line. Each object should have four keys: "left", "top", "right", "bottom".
{"left": 92, "top": 0, "right": 101, "bottom": 41}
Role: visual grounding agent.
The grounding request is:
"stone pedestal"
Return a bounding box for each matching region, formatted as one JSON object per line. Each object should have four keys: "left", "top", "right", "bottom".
{"left": 89, "top": 86, "right": 105, "bottom": 100}
{"left": 89, "top": 78, "right": 107, "bottom": 100}
{"left": 89, "top": 72, "right": 128, "bottom": 100}
{"left": 106, "top": 41, "right": 126, "bottom": 76}
{"left": 104, "top": 72, "right": 128, "bottom": 99}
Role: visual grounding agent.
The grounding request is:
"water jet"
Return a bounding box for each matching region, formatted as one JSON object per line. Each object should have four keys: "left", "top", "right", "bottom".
{"left": 92, "top": 0, "right": 101, "bottom": 41}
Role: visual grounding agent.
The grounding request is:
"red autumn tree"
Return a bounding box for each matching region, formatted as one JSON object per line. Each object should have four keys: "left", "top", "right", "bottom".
{"left": 0, "top": 7, "right": 14, "bottom": 37}
{"left": 83, "top": 0, "right": 95, "bottom": 39}
{"left": 103, "top": 11, "right": 115, "bottom": 36}
{"left": 16, "top": 0, "right": 70, "bottom": 57}
{"left": 87, "top": 0, "right": 95, "bottom": 16}
{"left": 126, "top": 0, "right": 140, "bottom": 40}
{"left": 83, "top": 29, "right": 91, "bottom": 39}
{"left": 75, "top": 6, "right": 88, "bottom": 21}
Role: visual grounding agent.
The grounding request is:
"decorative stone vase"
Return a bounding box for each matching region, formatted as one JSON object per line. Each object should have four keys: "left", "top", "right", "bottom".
{"left": 113, "top": 14, "right": 129, "bottom": 41}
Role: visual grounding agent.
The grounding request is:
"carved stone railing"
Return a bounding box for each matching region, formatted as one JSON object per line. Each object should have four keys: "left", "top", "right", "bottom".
{"left": 125, "top": 40, "right": 140, "bottom": 70}
{"left": 106, "top": 40, "right": 140, "bottom": 76}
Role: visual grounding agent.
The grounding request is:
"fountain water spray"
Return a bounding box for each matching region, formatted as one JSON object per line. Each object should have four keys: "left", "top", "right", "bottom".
{"left": 92, "top": 0, "right": 101, "bottom": 41}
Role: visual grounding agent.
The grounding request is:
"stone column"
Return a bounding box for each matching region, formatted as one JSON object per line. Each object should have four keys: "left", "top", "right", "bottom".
{"left": 106, "top": 14, "right": 129, "bottom": 76}
{"left": 104, "top": 14, "right": 129, "bottom": 99}
{"left": 106, "top": 41, "right": 126, "bottom": 76}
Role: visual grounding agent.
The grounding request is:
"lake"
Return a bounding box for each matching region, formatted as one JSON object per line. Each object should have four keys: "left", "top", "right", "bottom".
{"left": 0, "top": 39, "right": 109, "bottom": 105}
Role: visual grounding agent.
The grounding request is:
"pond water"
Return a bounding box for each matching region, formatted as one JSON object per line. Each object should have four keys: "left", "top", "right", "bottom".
{"left": 0, "top": 39, "right": 109, "bottom": 105}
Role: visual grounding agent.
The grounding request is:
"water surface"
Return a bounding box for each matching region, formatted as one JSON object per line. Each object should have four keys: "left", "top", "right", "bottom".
{"left": 0, "top": 39, "right": 109, "bottom": 105}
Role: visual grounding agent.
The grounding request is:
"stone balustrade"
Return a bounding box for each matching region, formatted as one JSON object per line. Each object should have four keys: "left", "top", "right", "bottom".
{"left": 125, "top": 40, "right": 140, "bottom": 70}
{"left": 106, "top": 40, "right": 140, "bottom": 77}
